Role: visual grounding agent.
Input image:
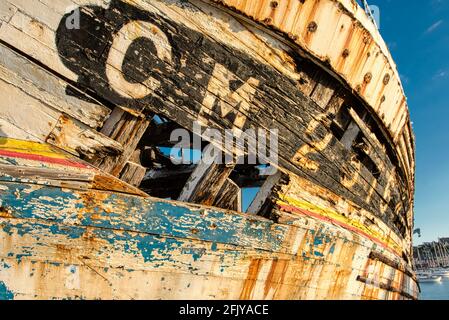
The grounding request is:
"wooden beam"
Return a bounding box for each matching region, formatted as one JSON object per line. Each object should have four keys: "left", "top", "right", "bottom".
{"left": 247, "top": 170, "right": 282, "bottom": 215}
{"left": 310, "top": 73, "right": 337, "bottom": 109}
{"left": 90, "top": 108, "right": 150, "bottom": 176}
{"left": 178, "top": 144, "right": 235, "bottom": 206}
{"left": 0, "top": 164, "right": 94, "bottom": 190}
{"left": 119, "top": 162, "right": 147, "bottom": 187}
{"left": 213, "top": 178, "right": 241, "bottom": 212}
{"left": 0, "top": 42, "right": 110, "bottom": 129}
{"left": 340, "top": 121, "right": 361, "bottom": 150}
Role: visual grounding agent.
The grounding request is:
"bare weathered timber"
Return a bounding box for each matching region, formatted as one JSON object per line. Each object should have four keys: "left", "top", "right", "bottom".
{"left": 91, "top": 108, "right": 150, "bottom": 176}
{"left": 247, "top": 171, "right": 283, "bottom": 215}
{"left": 178, "top": 145, "right": 236, "bottom": 206}
{"left": 213, "top": 178, "right": 242, "bottom": 212}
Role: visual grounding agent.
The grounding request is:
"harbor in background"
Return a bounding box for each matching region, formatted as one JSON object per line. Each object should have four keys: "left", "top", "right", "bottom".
{"left": 414, "top": 238, "right": 449, "bottom": 299}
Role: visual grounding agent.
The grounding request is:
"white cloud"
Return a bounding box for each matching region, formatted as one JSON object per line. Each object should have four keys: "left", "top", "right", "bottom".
{"left": 426, "top": 19, "right": 444, "bottom": 34}
{"left": 433, "top": 70, "right": 448, "bottom": 79}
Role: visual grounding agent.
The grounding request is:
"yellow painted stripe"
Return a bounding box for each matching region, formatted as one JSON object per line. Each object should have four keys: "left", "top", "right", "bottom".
{"left": 0, "top": 137, "right": 67, "bottom": 160}
{"left": 277, "top": 194, "right": 403, "bottom": 255}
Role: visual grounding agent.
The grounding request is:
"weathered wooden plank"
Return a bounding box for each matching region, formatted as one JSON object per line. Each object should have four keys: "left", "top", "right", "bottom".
{"left": 5, "top": 0, "right": 62, "bottom": 28}
{"left": 0, "top": 180, "right": 418, "bottom": 300}
{"left": 269, "top": 172, "right": 410, "bottom": 260}
{"left": 0, "top": 137, "right": 147, "bottom": 196}
{"left": 0, "top": 164, "right": 94, "bottom": 190}
{"left": 0, "top": 67, "right": 122, "bottom": 160}
{"left": 247, "top": 171, "right": 283, "bottom": 215}
{"left": 0, "top": 76, "right": 60, "bottom": 141}
{"left": 347, "top": 107, "right": 411, "bottom": 221}
{"left": 0, "top": 180, "right": 407, "bottom": 260}
{"left": 178, "top": 145, "right": 235, "bottom": 206}
{"left": 90, "top": 108, "right": 150, "bottom": 175}
{"left": 341, "top": 121, "right": 361, "bottom": 150}
{"left": 0, "top": 42, "right": 110, "bottom": 128}
{"left": 119, "top": 161, "right": 147, "bottom": 187}
{"left": 326, "top": 89, "right": 347, "bottom": 117}
{"left": 47, "top": 115, "right": 124, "bottom": 160}
{"left": 310, "top": 73, "right": 337, "bottom": 109}
{"left": 348, "top": 108, "right": 389, "bottom": 168}
{"left": 213, "top": 178, "right": 241, "bottom": 211}
{"left": 0, "top": 118, "right": 40, "bottom": 142}
{"left": 0, "top": 0, "right": 16, "bottom": 23}
{"left": 0, "top": 11, "right": 73, "bottom": 79}
{"left": 0, "top": 217, "right": 415, "bottom": 300}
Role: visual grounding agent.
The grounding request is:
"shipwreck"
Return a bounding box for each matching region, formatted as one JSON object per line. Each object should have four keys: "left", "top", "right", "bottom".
{"left": 0, "top": 0, "right": 417, "bottom": 300}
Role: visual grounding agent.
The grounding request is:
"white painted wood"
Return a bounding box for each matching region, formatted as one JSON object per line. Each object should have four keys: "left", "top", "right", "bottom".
{"left": 247, "top": 170, "right": 282, "bottom": 215}
{"left": 0, "top": 43, "right": 110, "bottom": 128}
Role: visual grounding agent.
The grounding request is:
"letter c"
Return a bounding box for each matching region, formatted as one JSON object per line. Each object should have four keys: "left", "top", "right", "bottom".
{"left": 106, "top": 21, "right": 172, "bottom": 99}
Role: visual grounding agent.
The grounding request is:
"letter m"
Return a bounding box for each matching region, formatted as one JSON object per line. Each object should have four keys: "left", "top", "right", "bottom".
{"left": 199, "top": 63, "right": 260, "bottom": 131}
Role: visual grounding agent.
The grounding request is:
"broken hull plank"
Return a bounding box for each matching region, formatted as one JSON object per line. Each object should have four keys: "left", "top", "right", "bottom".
{"left": 0, "top": 181, "right": 418, "bottom": 300}
{"left": 0, "top": 137, "right": 147, "bottom": 196}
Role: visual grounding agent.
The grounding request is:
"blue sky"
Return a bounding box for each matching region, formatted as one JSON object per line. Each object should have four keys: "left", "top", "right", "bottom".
{"left": 372, "top": 0, "right": 449, "bottom": 244}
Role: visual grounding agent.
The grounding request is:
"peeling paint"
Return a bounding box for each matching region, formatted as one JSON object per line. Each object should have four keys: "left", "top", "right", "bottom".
{"left": 0, "top": 281, "right": 14, "bottom": 300}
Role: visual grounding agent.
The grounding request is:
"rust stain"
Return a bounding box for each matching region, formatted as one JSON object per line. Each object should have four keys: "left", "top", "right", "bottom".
{"left": 0, "top": 206, "right": 13, "bottom": 218}
{"left": 92, "top": 174, "right": 148, "bottom": 197}
{"left": 263, "top": 258, "right": 289, "bottom": 299}
{"left": 239, "top": 259, "right": 263, "bottom": 300}
{"left": 328, "top": 240, "right": 358, "bottom": 299}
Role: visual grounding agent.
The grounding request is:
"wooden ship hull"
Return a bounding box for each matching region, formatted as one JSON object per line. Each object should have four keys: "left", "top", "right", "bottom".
{"left": 0, "top": 0, "right": 417, "bottom": 300}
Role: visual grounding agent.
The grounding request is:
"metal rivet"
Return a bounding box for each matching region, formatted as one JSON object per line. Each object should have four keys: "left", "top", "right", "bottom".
{"left": 364, "top": 72, "right": 373, "bottom": 84}
{"left": 307, "top": 21, "right": 318, "bottom": 33}
{"left": 263, "top": 17, "right": 272, "bottom": 24}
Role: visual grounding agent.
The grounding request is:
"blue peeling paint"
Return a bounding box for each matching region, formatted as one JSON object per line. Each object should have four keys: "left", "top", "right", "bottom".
{"left": 313, "top": 251, "right": 324, "bottom": 258}
{"left": 0, "top": 182, "right": 287, "bottom": 253}
{"left": 0, "top": 281, "right": 14, "bottom": 300}
{"left": 0, "top": 181, "right": 354, "bottom": 280}
{"left": 314, "top": 236, "right": 323, "bottom": 246}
